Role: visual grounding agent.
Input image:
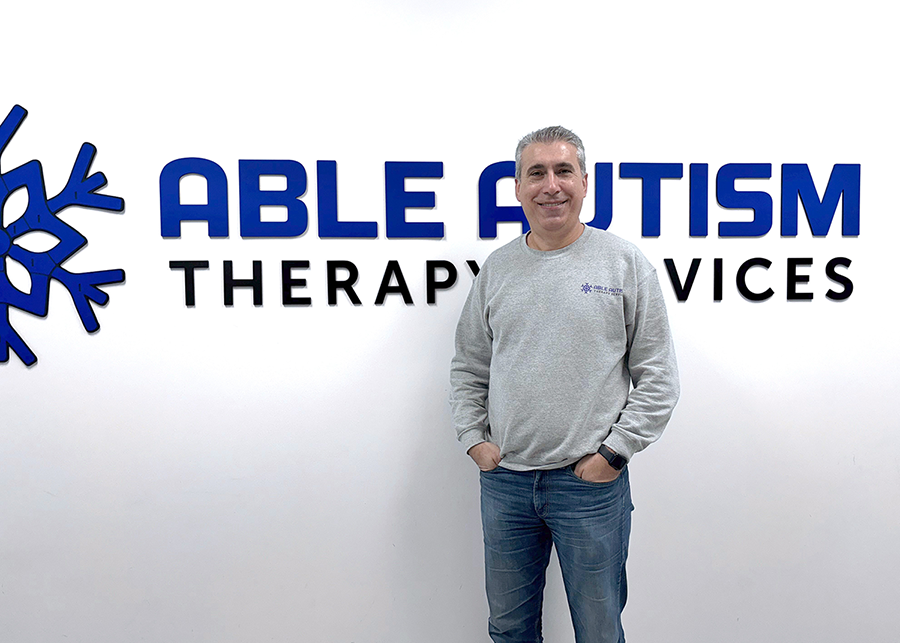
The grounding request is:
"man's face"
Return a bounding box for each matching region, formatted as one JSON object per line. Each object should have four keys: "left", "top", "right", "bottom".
{"left": 515, "top": 141, "right": 588, "bottom": 242}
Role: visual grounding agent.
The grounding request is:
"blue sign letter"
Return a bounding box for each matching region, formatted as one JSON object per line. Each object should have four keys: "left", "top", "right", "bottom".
{"left": 689, "top": 163, "right": 708, "bottom": 237}
{"left": 160, "top": 158, "right": 229, "bottom": 238}
{"left": 588, "top": 163, "right": 613, "bottom": 231}
{"left": 317, "top": 161, "right": 377, "bottom": 238}
{"left": 717, "top": 163, "right": 772, "bottom": 237}
{"left": 781, "top": 164, "right": 860, "bottom": 236}
{"left": 239, "top": 160, "right": 308, "bottom": 238}
{"left": 385, "top": 162, "right": 444, "bottom": 239}
{"left": 477, "top": 161, "right": 528, "bottom": 238}
{"left": 620, "top": 163, "right": 683, "bottom": 237}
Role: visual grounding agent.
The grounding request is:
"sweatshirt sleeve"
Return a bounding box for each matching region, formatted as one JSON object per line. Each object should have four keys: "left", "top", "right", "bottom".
{"left": 449, "top": 276, "right": 493, "bottom": 452}
{"left": 602, "top": 266, "right": 680, "bottom": 461}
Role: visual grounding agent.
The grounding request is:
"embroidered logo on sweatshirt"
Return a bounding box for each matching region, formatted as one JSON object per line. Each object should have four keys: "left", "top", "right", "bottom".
{"left": 580, "top": 283, "right": 623, "bottom": 296}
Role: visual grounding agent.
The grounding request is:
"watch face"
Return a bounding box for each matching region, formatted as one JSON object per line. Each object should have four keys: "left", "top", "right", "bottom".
{"left": 600, "top": 446, "right": 626, "bottom": 470}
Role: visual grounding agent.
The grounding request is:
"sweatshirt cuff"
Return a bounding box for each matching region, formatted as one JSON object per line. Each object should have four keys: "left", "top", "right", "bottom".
{"left": 602, "top": 430, "right": 637, "bottom": 462}
{"left": 458, "top": 428, "right": 487, "bottom": 453}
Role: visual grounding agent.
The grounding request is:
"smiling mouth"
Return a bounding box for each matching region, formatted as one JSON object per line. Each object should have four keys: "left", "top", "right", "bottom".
{"left": 538, "top": 200, "right": 568, "bottom": 208}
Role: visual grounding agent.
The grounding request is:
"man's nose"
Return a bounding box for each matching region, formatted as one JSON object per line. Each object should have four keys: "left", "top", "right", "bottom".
{"left": 543, "top": 172, "right": 560, "bottom": 193}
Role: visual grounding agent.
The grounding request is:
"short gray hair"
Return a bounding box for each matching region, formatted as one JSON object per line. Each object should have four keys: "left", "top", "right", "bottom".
{"left": 515, "top": 126, "right": 586, "bottom": 180}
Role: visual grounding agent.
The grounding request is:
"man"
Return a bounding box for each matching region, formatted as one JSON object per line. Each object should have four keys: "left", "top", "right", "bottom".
{"left": 450, "top": 126, "right": 679, "bottom": 643}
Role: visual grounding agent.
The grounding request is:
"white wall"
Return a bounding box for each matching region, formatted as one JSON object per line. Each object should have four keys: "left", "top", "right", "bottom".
{"left": 3, "top": 1, "right": 898, "bottom": 641}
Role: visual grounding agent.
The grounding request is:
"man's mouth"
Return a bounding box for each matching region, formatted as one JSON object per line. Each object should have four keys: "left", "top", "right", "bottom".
{"left": 538, "top": 200, "right": 568, "bottom": 208}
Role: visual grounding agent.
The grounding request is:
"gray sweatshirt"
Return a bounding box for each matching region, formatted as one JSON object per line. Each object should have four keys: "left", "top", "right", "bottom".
{"left": 450, "top": 227, "right": 679, "bottom": 471}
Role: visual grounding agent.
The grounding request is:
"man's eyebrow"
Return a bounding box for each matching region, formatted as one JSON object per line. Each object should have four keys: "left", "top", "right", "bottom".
{"left": 524, "top": 161, "right": 579, "bottom": 175}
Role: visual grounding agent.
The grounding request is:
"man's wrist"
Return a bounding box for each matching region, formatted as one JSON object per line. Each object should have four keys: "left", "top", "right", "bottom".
{"left": 598, "top": 444, "right": 628, "bottom": 470}
{"left": 460, "top": 429, "right": 488, "bottom": 453}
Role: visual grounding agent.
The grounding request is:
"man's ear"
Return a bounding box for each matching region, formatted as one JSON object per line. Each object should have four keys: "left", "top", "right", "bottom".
{"left": 514, "top": 178, "right": 522, "bottom": 203}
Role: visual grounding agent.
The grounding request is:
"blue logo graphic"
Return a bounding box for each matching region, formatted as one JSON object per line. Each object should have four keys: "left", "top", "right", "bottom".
{"left": 580, "top": 282, "right": 624, "bottom": 297}
{"left": 1, "top": 105, "right": 125, "bottom": 366}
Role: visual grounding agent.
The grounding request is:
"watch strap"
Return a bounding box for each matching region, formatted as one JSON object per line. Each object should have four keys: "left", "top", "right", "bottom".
{"left": 598, "top": 444, "right": 627, "bottom": 470}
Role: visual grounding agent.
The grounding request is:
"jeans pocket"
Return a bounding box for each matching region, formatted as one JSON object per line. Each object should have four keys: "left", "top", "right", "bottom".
{"left": 566, "top": 464, "right": 621, "bottom": 486}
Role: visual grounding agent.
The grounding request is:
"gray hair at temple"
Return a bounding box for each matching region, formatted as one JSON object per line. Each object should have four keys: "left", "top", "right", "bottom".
{"left": 515, "top": 126, "right": 586, "bottom": 180}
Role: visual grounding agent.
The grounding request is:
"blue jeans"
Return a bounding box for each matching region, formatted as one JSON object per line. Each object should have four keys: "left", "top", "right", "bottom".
{"left": 479, "top": 465, "right": 633, "bottom": 643}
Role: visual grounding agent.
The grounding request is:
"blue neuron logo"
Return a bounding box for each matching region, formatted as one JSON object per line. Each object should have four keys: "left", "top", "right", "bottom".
{"left": 1, "top": 105, "right": 125, "bottom": 366}
{"left": 581, "top": 282, "right": 592, "bottom": 294}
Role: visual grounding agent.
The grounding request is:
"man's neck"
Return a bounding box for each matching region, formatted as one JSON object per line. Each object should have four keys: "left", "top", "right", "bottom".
{"left": 526, "top": 223, "right": 586, "bottom": 251}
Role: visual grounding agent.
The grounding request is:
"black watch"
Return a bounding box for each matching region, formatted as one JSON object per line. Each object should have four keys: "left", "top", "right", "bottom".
{"left": 598, "top": 444, "right": 627, "bottom": 470}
